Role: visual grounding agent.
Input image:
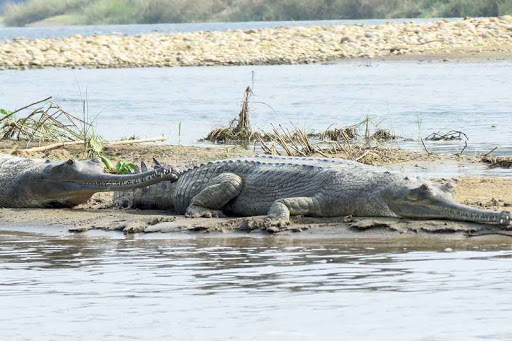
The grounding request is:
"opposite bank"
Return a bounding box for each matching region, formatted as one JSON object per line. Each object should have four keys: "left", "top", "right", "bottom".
{"left": 1, "top": 16, "right": 512, "bottom": 69}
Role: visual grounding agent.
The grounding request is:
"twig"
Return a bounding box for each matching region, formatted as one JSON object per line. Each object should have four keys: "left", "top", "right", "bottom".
{"left": 354, "top": 150, "right": 370, "bottom": 162}
{"left": 270, "top": 124, "right": 293, "bottom": 156}
{"left": 0, "top": 97, "right": 53, "bottom": 122}
{"left": 333, "top": 141, "right": 351, "bottom": 156}
{"left": 483, "top": 146, "right": 498, "bottom": 157}
{"left": 420, "top": 137, "right": 432, "bottom": 155}
{"left": 455, "top": 140, "right": 468, "bottom": 156}
{"left": 425, "top": 130, "right": 468, "bottom": 141}
{"left": 255, "top": 134, "right": 274, "bottom": 154}
{"left": 460, "top": 141, "right": 468, "bottom": 154}
{"left": 252, "top": 101, "right": 280, "bottom": 117}
{"left": 18, "top": 136, "right": 167, "bottom": 153}
{"left": 281, "top": 126, "right": 304, "bottom": 155}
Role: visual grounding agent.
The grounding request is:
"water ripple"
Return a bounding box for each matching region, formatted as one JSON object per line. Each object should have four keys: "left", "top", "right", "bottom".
{"left": 1, "top": 229, "right": 512, "bottom": 340}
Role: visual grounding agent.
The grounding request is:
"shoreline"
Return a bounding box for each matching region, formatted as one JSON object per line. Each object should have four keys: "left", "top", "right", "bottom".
{"left": 0, "top": 142, "right": 511, "bottom": 237}
{"left": 1, "top": 16, "right": 512, "bottom": 70}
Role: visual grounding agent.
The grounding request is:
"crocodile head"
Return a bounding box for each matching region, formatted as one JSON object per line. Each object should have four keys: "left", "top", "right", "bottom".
{"left": 16, "top": 157, "right": 175, "bottom": 208}
{"left": 387, "top": 180, "right": 511, "bottom": 226}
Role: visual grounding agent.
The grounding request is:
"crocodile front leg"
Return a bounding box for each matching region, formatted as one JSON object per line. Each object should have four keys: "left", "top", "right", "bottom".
{"left": 267, "top": 196, "right": 322, "bottom": 226}
{"left": 185, "top": 173, "right": 243, "bottom": 218}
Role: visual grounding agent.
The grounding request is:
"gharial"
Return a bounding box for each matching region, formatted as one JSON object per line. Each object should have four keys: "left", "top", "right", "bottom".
{"left": 0, "top": 154, "right": 176, "bottom": 208}
{"left": 114, "top": 155, "right": 511, "bottom": 228}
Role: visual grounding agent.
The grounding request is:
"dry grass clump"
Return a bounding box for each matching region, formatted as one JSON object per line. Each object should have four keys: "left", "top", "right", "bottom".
{"left": 206, "top": 92, "right": 400, "bottom": 147}
{"left": 0, "top": 97, "right": 91, "bottom": 146}
{"left": 318, "top": 117, "right": 399, "bottom": 143}
{"left": 205, "top": 86, "right": 405, "bottom": 166}
{"left": 205, "top": 86, "right": 259, "bottom": 143}
{"left": 481, "top": 156, "right": 512, "bottom": 169}
{"left": 257, "top": 124, "right": 327, "bottom": 157}
{"left": 318, "top": 125, "right": 357, "bottom": 142}
{"left": 372, "top": 128, "right": 397, "bottom": 142}
{"left": 257, "top": 125, "right": 414, "bottom": 165}
{"left": 0, "top": 97, "right": 165, "bottom": 160}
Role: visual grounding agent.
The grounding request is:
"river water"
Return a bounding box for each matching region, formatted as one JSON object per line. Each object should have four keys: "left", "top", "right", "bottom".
{"left": 1, "top": 60, "right": 511, "bottom": 156}
{"left": 0, "top": 18, "right": 452, "bottom": 40}
{"left": 1, "top": 226, "right": 512, "bottom": 341}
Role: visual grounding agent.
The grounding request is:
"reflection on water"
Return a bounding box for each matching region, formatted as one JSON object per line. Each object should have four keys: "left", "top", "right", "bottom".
{"left": 1, "top": 227, "right": 512, "bottom": 340}
{"left": 1, "top": 60, "right": 511, "bottom": 157}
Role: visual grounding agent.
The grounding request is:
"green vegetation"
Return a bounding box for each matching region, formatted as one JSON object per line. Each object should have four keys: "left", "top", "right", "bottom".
{"left": 4, "top": 0, "right": 86, "bottom": 26}
{"left": 0, "top": 108, "right": 11, "bottom": 116}
{"left": 3, "top": 0, "right": 512, "bottom": 27}
{"left": 0, "top": 97, "right": 140, "bottom": 174}
{"left": 100, "top": 155, "right": 136, "bottom": 174}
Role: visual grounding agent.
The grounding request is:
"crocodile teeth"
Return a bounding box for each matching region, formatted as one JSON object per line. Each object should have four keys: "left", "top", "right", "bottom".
{"left": 81, "top": 167, "right": 171, "bottom": 188}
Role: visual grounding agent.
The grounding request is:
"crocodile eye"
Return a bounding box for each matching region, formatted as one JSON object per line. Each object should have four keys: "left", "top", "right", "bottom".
{"left": 67, "top": 159, "right": 75, "bottom": 166}
{"left": 443, "top": 183, "right": 456, "bottom": 193}
{"left": 420, "top": 184, "right": 430, "bottom": 191}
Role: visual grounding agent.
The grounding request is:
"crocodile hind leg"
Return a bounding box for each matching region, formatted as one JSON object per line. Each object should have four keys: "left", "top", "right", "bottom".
{"left": 266, "top": 197, "right": 322, "bottom": 227}
{"left": 185, "top": 173, "right": 243, "bottom": 218}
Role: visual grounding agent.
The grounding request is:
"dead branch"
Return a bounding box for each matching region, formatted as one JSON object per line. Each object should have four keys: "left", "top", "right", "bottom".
{"left": 420, "top": 137, "right": 432, "bottom": 156}
{"left": 483, "top": 146, "right": 498, "bottom": 157}
{"left": 455, "top": 140, "right": 468, "bottom": 156}
{"left": 425, "top": 130, "right": 468, "bottom": 141}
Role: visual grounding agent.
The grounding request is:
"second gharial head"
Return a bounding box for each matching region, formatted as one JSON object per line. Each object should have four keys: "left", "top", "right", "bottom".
{"left": 10, "top": 157, "right": 178, "bottom": 208}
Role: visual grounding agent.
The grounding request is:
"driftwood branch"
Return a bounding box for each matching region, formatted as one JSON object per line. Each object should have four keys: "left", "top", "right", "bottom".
{"left": 17, "top": 136, "right": 167, "bottom": 153}
{"left": 105, "top": 136, "right": 167, "bottom": 146}
{"left": 424, "top": 130, "right": 468, "bottom": 141}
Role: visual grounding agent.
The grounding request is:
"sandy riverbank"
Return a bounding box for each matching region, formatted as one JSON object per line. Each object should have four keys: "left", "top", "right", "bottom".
{"left": 1, "top": 16, "right": 512, "bottom": 70}
{"left": 0, "top": 142, "right": 510, "bottom": 238}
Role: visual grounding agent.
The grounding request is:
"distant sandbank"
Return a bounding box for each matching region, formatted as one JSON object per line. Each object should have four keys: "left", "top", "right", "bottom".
{"left": 1, "top": 16, "right": 512, "bottom": 70}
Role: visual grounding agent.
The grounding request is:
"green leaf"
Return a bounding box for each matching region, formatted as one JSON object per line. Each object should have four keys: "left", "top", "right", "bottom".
{"left": 0, "top": 109, "right": 12, "bottom": 116}
{"left": 115, "top": 161, "right": 136, "bottom": 174}
{"left": 100, "top": 156, "right": 114, "bottom": 172}
{"left": 89, "top": 138, "right": 103, "bottom": 154}
{"left": 115, "top": 161, "right": 125, "bottom": 172}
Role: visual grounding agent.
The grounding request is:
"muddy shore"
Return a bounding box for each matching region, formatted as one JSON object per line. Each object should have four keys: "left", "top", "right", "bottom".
{"left": 1, "top": 16, "right": 512, "bottom": 70}
{"left": 0, "top": 142, "right": 511, "bottom": 238}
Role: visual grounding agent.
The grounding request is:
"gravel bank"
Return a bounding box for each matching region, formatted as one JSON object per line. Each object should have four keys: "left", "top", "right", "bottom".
{"left": 1, "top": 16, "right": 512, "bottom": 69}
